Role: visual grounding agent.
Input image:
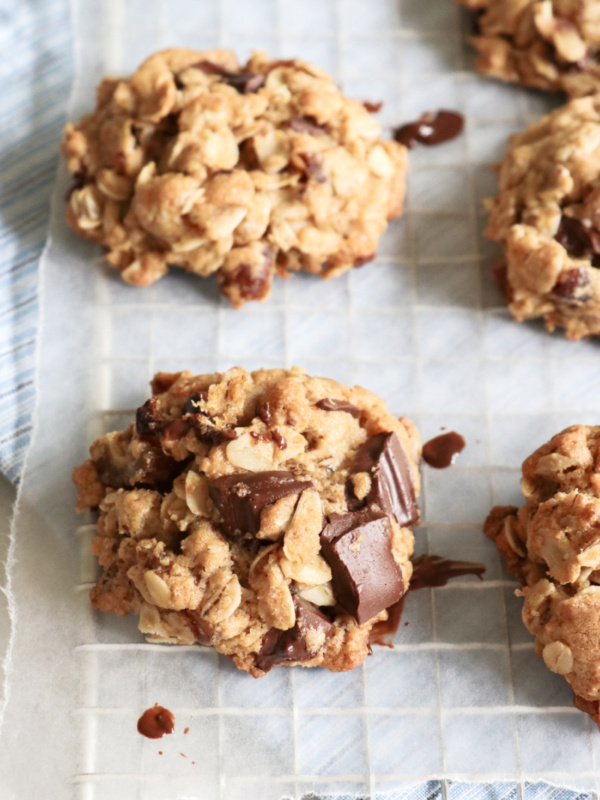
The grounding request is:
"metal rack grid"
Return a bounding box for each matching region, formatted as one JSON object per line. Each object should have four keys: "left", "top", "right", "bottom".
{"left": 66, "top": 0, "right": 600, "bottom": 797}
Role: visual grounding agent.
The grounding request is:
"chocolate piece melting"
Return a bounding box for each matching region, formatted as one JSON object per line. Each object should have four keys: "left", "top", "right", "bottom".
{"left": 209, "top": 471, "right": 313, "bottom": 537}
{"left": 256, "top": 597, "right": 335, "bottom": 672}
{"left": 422, "top": 431, "right": 466, "bottom": 469}
{"left": 349, "top": 432, "right": 419, "bottom": 526}
{"left": 394, "top": 110, "right": 464, "bottom": 149}
{"left": 316, "top": 398, "right": 362, "bottom": 418}
{"left": 320, "top": 510, "right": 404, "bottom": 624}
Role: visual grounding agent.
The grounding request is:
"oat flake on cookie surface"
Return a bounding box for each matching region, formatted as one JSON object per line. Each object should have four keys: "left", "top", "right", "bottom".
{"left": 456, "top": 0, "right": 600, "bottom": 98}
{"left": 485, "top": 94, "right": 600, "bottom": 340}
{"left": 61, "top": 49, "right": 408, "bottom": 307}
{"left": 486, "top": 425, "right": 600, "bottom": 727}
{"left": 73, "top": 367, "right": 421, "bottom": 676}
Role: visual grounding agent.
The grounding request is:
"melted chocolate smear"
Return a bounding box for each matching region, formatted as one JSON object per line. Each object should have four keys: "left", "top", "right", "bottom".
{"left": 364, "top": 100, "right": 383, "bottom": 113}
{"left": 137, "top": 705, "right": 175, "bottom": 739}
{"left": 316, "top": 398, "right": 362, "bottom": 418}
{"left": 394, "top": 110, "right": 464, "bottom": 149}
{"left": 369, "top": 554, "right": 486, "bottom": 646}
{"left": 422, "top": 431, "right": 466, "bottom": 469}
{"left": 410, "top": 554, "right": 485, "bottom": 591}
{"left": 369, "top": 594, "right": 406, "bottom": 648}
{"left": 194, "top": 60, "right": 265, "bottom": 93}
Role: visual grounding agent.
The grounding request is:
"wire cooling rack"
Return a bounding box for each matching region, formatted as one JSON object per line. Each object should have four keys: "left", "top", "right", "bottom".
{"left": 18, "top": 0, "right": 600, "bottom": 797}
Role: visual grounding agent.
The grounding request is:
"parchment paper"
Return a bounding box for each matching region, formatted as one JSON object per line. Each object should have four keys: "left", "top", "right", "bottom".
{"left": 3, "top": 0, "right": 600, "bottom": 798}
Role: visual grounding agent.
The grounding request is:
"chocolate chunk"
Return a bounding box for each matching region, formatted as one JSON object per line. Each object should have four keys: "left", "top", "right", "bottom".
{"left": 316, "top": 398, "right": 362, "bottom": 418}
{"left": 363, "top": 100, "right": 383, "bottom": 113}
{"left": 183, "top": 390, "right": 208, "bottom": 415}
{"left": 272, "top": 429, "right": 287, "bottom": 450}
{"left": 136, "top": 397, "right": 169, "bottom": 436}
{"left": 194, "top": 60, "right": 265, "bottom": 94}
{"left": 552, "top": 267, "right": 591, "bottom": 302}
{"left": 184, "top": 609, "right": 214, "bottom": 645}
{"left": 555, "top": 215, "right": 593, "bottom": 258}
{"left": 288, "top": 116, "right": 327, "bottom": 136}
{"left": 348, "top": 432, "right": 419, "bottom": 526}
{"left": 209, "top": 471, "right": 313, "bottom": 537}
{"left": 255, "top": 597, "right": 335, "bottom": 672}
{"left": 189, "top": 417, "right": 236, "bottom": 444}
{"left": 353, "top": 253, "right": 375, "bottom": 268}
{"left": 320, "top": 510, "right": 404, "bottom": 624}
{"left": 422, "top": 431, "right": 466, "bottom": 469}
{"left": 218, "top": 247, "right": 274, "bottom": 303}
{"left": 299, "top": 152, "right": 327, "bottom": 183}
{"left": 138, "top": 395, "right": 234, "bottom": 445}
{"left": 555, "top": 215, "right": 600, "bottom": 266}
{"left": 393, "top": 110, "right": 464, "bottom": 149}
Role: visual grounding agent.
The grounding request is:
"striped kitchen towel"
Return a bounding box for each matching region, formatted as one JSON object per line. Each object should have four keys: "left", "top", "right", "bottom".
{"left": 0, "top": 0, "right": 73, "bottom": 483}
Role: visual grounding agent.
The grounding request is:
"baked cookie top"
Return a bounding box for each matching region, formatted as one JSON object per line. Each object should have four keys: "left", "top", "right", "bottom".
{"left": 62, "top": 49, "right": 408, "bottom": 307}
{"left": 486, "top": 425, "right": 600, "bottom": 724}
{"left": 457, "top": 0, "right": 600, "bottom": 97}
{"left": 74, "top": 367, "right": 421, "bottom": 676}
{"left": 486, "top": 95, "right": 600, "bottom": 339}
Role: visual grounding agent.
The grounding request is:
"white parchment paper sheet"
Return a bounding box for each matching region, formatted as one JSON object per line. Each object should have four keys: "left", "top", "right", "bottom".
{"left": 3, "top": 0, "right": 600, "bottom": 798}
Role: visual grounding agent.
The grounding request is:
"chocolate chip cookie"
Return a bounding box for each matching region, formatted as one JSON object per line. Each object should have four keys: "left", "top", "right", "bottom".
{"left": 62, "top": 49, "right": 408, "bottom": 307}
{"left": 73, "top": 367, "right": 421, "bottom": 676}
{"left": 457, "top": 0, "right": 600, "bottom": 97}
{"left": 485, "top": 95, "right": 600, "bottom": 339}
{"left": 486, "top": 425, "right": 600, "bottom": 727}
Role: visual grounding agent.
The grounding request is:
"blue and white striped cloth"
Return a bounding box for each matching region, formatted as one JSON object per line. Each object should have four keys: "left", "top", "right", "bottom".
{"left": 0, "top": 0, "right": 72, "bottom": 483}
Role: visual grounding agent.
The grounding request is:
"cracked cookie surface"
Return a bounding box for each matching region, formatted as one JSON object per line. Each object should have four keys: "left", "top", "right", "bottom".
{"left": 485, "top": 425, "right": 600, "bottom": 725}
{"left": 73, "top": 367, "right": 421, "bottom": 676}
{"left": 62, "top": 48, "right": 407, "bottom": 307}
{"left": 486, "top": 95, "right": 600, "bottom": 339}
{"left": 457, "top": 0, "right": 600, "bottom": 97}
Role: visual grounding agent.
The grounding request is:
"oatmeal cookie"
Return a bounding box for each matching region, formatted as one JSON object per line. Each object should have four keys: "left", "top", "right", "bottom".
{"left": 74, "top": 367, "right": 421, "bottom": 676}
{"left": 485, "top": 95, "right": 600, "bottom": 339}
{"left": 61, "top": 49, "right": 407, "bottom": 307}
{"left": 485, "top": 425, "right": 600, "bottom": 725}
{"left": 457, "top": 0, "right": 600, "bottom": 97}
